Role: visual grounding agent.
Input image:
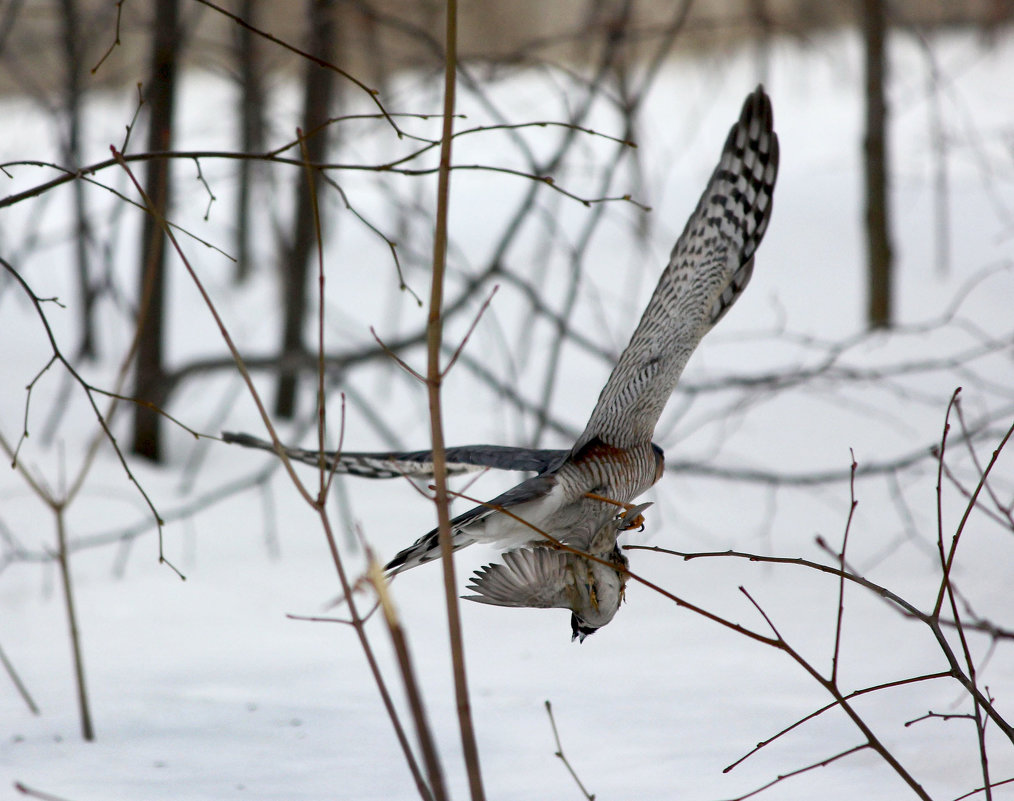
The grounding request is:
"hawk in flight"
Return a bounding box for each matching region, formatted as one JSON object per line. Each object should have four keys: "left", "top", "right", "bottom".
{"left": 224, "top": 85, "right": 779, "bottom": 640}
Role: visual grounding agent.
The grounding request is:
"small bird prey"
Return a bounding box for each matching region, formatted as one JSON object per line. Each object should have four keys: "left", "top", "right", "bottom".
{"left": 223, "top": 85, "right": 779, "bottom": 639}
{"left": 464, "top": 502, "right": 653, "bottom": 641}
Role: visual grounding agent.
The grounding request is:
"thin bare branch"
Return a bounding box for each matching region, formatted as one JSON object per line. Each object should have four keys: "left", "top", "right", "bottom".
{"left": 369, "top": 557, "right": 444, "bottom": 801}
{"left": 191, "top": 0, "right": 402, "bottom": 135}
{"left": 425, "top": 2, "right": 486, "bottom": 797}
{"left": 0, "top": 639, "right": 40, "bottom": 715}
{"left": 953, "top": 775, "right": 1014, "bottom": 801}
{"left": 14, "top": 782, "right": 79, "bottom": 801}
{"left": 545, "top": 701, "right": 596, "bottom": 800}
{"left": 831, "top": 452, "right": 859, "bottom": 684}
{"left": 720, "top": 744, "right": 870, "bottom": 801}
{"left": 0, "top": 259, "right": 172, "bottom": 573}
{"left": 441, "top": 285, "right": 498, "bottom": 378}
{"left": 724, "top": 671, "right": 952, "bottom": 773}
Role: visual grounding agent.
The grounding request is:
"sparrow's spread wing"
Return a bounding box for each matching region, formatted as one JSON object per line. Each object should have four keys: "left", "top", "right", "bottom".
{"left": 463, "top": 548, "right": 577, "bottom": 609}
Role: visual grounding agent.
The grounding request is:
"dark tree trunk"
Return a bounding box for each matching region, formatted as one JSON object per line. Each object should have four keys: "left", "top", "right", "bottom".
{"left": 59, "top": 0, "right": 97, "bottom": 360}
{"left": 861, "top": 0, "right": 893, "bottom": 329}
{"left": 131, "top": 0, "right": 180, "bottom": 461}
{"left": 274, "top": 0, "right": 338, "bottom": 419}
{"left": 234, "top": 0, "right": 265, "bottom": 284}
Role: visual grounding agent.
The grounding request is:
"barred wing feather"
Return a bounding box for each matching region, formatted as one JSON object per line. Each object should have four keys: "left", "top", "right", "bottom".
{"left": 575, "top": 85, "right": 779, "bottom": 452}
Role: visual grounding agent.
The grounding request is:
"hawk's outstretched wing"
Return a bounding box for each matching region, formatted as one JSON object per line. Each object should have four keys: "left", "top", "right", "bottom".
{"left": 575, "top": 85, "right": 779, "bottom": 452}
{"left": 222, "top": 431, "right": 567, "bottom": 479}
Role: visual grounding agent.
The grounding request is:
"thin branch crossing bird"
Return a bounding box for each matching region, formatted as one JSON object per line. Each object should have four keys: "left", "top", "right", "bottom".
{"left": 224, "top": 85, "right": 779, "bottom": 640}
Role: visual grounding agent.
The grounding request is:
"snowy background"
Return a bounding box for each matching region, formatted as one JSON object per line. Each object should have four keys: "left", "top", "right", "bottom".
{"left": 2, "top": 28, "right": 1014, "bottom": 801}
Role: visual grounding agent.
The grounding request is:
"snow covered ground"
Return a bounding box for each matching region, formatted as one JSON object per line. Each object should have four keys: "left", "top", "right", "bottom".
{"left": 2, "top": 29, "right": 1014, "bottom": 801}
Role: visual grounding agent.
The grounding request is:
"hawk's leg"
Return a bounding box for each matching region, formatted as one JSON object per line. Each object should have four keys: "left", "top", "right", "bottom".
{"left": 583, "top": 492, "right": 647, "bottom": 531}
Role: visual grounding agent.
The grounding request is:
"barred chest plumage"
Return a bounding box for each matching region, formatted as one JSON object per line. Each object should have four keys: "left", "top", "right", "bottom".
{"left": 563, "top": 437, "right": 665, "bottom": 502}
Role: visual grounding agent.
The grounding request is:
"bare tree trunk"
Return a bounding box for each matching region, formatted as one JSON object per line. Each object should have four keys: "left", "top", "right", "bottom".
{"left": 58, "top": 0, "right": 97, "bottom": 360}
{"left": 919, "top": 35, "right": 951, "bottom": 277}
{"left": 274, "top": 0, "right": 337, "bottom": 419}
{"left": 234, "top": 0, "right": 265, "bottom": 284}
{"left": 860, "top": 0, "right": 893, "bottom": 329}
{"left": 131, "top": 0, "right": 180, "bottom": 461}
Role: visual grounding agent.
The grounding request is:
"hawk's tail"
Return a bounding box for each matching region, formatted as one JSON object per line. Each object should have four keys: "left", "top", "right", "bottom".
{"left": 384, "top": 527, "right": 475, "bottom": 575}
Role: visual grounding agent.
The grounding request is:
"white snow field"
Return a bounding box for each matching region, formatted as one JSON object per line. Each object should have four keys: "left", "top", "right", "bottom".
{"left": 2, "top": 29, "right": 1014, "bottom": 801}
